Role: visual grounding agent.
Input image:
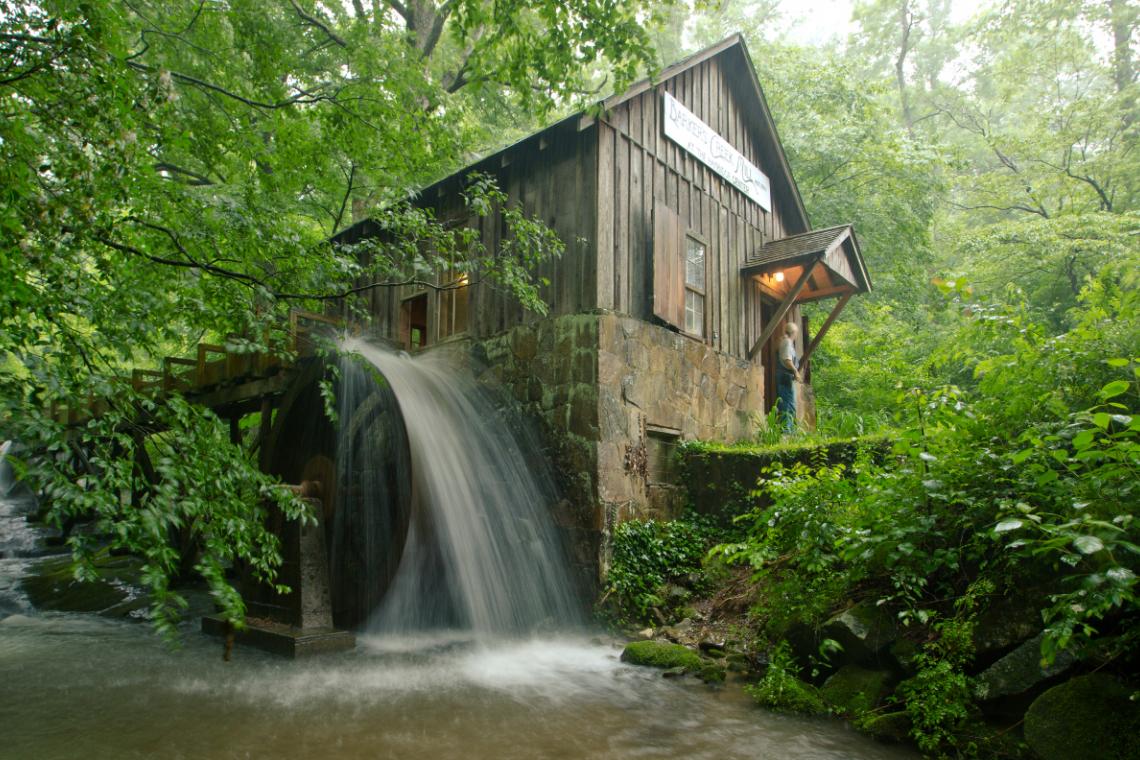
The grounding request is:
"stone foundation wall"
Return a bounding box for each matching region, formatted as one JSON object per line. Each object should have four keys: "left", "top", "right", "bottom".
{"left": 470, "top": 315, "right": 602, "bottom": 584}
{"left": 444, "top": 312, "right": 769, "bottom": 584}
{"left": 594, "top": 314, "right": 765, "bottom": 542}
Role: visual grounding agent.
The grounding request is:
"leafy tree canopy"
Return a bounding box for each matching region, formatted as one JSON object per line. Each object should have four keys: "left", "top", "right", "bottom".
{"left": 0, "top": 0, "right": 670, "bottom": 633}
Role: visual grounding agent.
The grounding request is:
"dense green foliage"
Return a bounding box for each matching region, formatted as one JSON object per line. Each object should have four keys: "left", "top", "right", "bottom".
{"left": 603, "top": 514, "right": 721, "bottom": 625}
{"left": 0, "top": 0, "right": 668, "bottom": 632}
{"left": 713, "top": 262, "right": 1137, "bottom": 751}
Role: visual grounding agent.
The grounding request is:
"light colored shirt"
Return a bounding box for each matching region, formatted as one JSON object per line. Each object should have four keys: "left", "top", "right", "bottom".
{"left": 778, "top": 334, "right": 797, "bottom": 372}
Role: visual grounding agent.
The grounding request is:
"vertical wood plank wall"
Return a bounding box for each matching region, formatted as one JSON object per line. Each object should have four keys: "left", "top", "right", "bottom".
{"left": 361, "top": 121, "right": 599, "bottom": 342}
{"left": 357, "top": 46, "right": 805, "bottom": 366}
{"left": 594, "top": 55, "right": 804, "bottom": 361}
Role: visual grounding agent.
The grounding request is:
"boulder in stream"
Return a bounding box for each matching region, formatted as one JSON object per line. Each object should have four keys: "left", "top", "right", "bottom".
{"left": 975, "top": 632, "right": 1076, "bottom": 704}
{"left": 620, "top": 640, "right": 703, "bottom": 671}
{"left": 20, "top": 551, "right": 148, "bottom": 618}
{"left": 821, "top": 602, "right": 898, "bottom": 666}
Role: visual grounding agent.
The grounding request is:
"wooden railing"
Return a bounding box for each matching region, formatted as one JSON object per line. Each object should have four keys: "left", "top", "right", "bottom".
{"left": 51, "top": 310, "right": 345, "bottom": 425}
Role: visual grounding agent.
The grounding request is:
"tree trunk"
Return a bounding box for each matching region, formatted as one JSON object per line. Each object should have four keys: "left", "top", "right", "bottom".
{"left": 895, "top": 0, "right": 915, "bottom": 131}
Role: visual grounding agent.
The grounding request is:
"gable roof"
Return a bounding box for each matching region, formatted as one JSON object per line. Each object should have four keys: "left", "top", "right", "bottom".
{"left": 742, "top": 223, "right": 872, "bottom": 298}
{"left": 336, "top": 35, "right": 813, "bottom": 242}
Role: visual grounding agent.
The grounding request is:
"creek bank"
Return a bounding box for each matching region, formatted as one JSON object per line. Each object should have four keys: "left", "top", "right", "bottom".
{"left": 607, "top": 436, "right": 1140, "bottom": 758}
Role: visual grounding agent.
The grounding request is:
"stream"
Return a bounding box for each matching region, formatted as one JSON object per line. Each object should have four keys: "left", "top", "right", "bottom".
{"left": 0, "top": 613, "right": 916, "bottom": 760}
{"left": 0, "top": 372, "right": 918, "bottom": 759}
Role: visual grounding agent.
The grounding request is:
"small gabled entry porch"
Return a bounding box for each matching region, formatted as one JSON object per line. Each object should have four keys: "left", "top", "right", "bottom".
{"left": 742, "top": 224, "right": 872, "bottom": 423}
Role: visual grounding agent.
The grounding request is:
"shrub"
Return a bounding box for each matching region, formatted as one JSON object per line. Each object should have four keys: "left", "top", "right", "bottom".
{"left": 745, "top": 642, "right": 827, "bottom": 715}
{"left": 604, "top": 514, "right": 720, "bottom": 625}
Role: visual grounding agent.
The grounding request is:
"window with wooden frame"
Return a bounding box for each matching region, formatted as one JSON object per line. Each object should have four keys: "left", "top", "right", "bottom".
{"left": 683, "top": 236, "right": 706, "bottom": 336}
{"left": 653, "top": 202, "right": 706, "bottom": 339}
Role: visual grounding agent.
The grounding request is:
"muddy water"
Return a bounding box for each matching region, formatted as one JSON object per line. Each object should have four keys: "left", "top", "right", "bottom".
{"left": 0, "top": 613, "right": 917, "bottom": 760}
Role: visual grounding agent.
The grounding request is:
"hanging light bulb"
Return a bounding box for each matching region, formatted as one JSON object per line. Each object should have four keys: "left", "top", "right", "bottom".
{"left": 774, "top": 271, "right": 785, "bottom": 283}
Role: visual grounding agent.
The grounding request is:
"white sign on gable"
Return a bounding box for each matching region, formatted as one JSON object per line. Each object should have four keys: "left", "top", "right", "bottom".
{"left": 662, "top": 92, "right": 771, "bottom": 212}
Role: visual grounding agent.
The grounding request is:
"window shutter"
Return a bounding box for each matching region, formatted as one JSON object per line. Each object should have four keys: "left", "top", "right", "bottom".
{"left": 652, "top": 202, "right": 684, "bottom": 328}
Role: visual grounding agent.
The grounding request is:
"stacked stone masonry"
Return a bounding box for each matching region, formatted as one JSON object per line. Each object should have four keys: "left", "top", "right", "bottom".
{"left": 464, "top": 312, "right": 768, "bottom": 581}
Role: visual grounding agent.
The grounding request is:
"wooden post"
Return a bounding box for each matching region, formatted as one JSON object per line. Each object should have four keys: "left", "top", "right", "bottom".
{"left": 747, "top": 256, "right": 819, "bottom": 360}
{"left": 800, "top": 291, "right": 852, "bottom": 366}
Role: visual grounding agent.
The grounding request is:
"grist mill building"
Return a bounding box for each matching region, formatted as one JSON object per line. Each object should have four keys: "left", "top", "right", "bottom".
{"left": 333, "top": 34, "right": 871, "bottom": 568}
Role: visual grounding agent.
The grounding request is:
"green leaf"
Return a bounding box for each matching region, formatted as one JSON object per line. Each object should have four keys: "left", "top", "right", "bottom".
{"left": 1098, "top": 380, "right": 1130, "bottom": 401}
{"left": 1073, "top": 536, "right": 1105, "bottom": 555}
{"left": 994, "top": 519, "right": 1023, "bottom": 533}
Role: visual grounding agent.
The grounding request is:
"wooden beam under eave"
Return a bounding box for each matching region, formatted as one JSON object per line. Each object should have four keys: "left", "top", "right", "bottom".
{"left": 747, "top": 256, "right": 819, "bottom": 360}
{"left": 801, "top": 292, "right": 852, "bottom": 365}
{"left": 793, "top": 283, "right": 856, "bottom": 304}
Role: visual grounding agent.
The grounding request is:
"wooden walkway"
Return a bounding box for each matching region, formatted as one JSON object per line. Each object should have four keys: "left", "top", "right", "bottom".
{"left": 53, "top": 310, "right": 343, "bottom": 428}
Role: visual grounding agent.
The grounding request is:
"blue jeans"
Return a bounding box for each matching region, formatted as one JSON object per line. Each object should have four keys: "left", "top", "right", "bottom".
{"left": 776, "top": 371, "right": 796, "bottom": 434}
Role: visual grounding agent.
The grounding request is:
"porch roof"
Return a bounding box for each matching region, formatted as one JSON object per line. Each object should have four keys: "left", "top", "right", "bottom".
{"left": 741, "top": 224, "right": 871, "bottom": 303}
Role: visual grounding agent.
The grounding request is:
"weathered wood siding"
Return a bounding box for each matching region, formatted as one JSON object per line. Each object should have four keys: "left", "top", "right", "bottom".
{"left": 594, "top": 54, "right": 806, "bottom": 361}
{"left": 359, "top": 119, "right": 598, "bottom": 343}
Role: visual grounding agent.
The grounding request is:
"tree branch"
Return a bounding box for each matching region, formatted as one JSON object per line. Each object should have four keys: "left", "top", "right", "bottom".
{"left": 385, "top": 0, "right": 411, "bottom": 23}
{"left": 289, "top": 0, "right": 347, "bottom": 47}
{"left": 332, "top": 162, "right": 357, "bottom": 235}
{"left": 949, "top": 201, "right": 1050, "bottom": 218}
{"left": 125, "top": 60, "right": 339, "bottom": 110}
{"left": 153, "top": 162, "right": 215, "bottom": 186}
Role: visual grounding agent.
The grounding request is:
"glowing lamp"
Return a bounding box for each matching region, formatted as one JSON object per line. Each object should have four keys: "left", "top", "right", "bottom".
{"left": 774, "top": 271, "right": 785, "bottom": 283}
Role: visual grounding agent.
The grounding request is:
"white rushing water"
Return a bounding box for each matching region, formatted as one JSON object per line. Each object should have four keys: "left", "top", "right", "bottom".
{"left": 338, "top": 339, "right": 582, "bottom": 636}
{"left": 0, "top": 442, "right": 54, "bottom": 618}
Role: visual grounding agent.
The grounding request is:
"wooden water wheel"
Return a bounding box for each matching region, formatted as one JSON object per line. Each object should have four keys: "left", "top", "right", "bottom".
{"left": 259, "top": 357, "right": 413, "bottom": 629}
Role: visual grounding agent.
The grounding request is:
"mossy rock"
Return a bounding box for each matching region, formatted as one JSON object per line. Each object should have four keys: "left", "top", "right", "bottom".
{"left": 1024, "top": 674, "right": 1140, "bottom": 760}
{"left": 20, "top": 551, "right": 146, "bottom": 616}
{"left": 976, "top": 632, "right": 1076, "bottom": 701}
{"left": 822, "top": 603, "right": 898, "bottom": 665}
{"left": 621, "top": 641, "right": 703, "bottom": 671}
{"left": 888, "top": 638, "right": 919, "bottom": 675}
{"left": 856, "top": 711, "right": 911, "bottom": 743}
{"left": 821, "top": 665, "right": 894, "bottom": 715}
{"left": 745, "top": 671, "right": 827, "bottom": 716}
{"left": 698, "top": 663, "right": 727, "bottom": 684}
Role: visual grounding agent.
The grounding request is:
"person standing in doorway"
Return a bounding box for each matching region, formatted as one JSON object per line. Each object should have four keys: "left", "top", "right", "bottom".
{"left": 776, "top": 321, "right": 801, "bottom": 434}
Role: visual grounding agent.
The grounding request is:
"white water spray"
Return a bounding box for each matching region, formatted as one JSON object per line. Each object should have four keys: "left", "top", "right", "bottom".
{"left": 338, "top": 339, "right": 582, "bottom": 637}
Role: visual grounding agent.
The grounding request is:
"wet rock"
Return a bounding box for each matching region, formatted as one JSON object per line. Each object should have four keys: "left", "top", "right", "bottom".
{"left": 822, "top": 603, "right": 898, "bottom": 666}
{"left": 621, "top": 640, "right": 703, "bottom": 671}
{"left": 659, "top": 618, "right": 694, "bottom": 642}
{"left": 856, "top": 711, "right": 912, "bottom": 743}
{"left": 698, "top": 638, "right": 726, "bottom": 656}
{"left": 635, "top": 628, "right": 655, "bottom": 641}
{"left": 20, "top": 552, "right": 146, "bottom": 617}
{"left": 1024, "top": 674, "right": 1140, "bottom": 760}
{"left": 973, "top": 591, "right": 1045, "bottom": 662}
{"left": 820, "top": 665, "right": 894, "bottom": 715}
{"left": 698, "top": 662, "right": 727, "bottom": 684}
{"left": 975, "top": 632, "right": 1076, "bottom": 703}
{"left": 662, "top": 666, "right": 688, "bottom": 678}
